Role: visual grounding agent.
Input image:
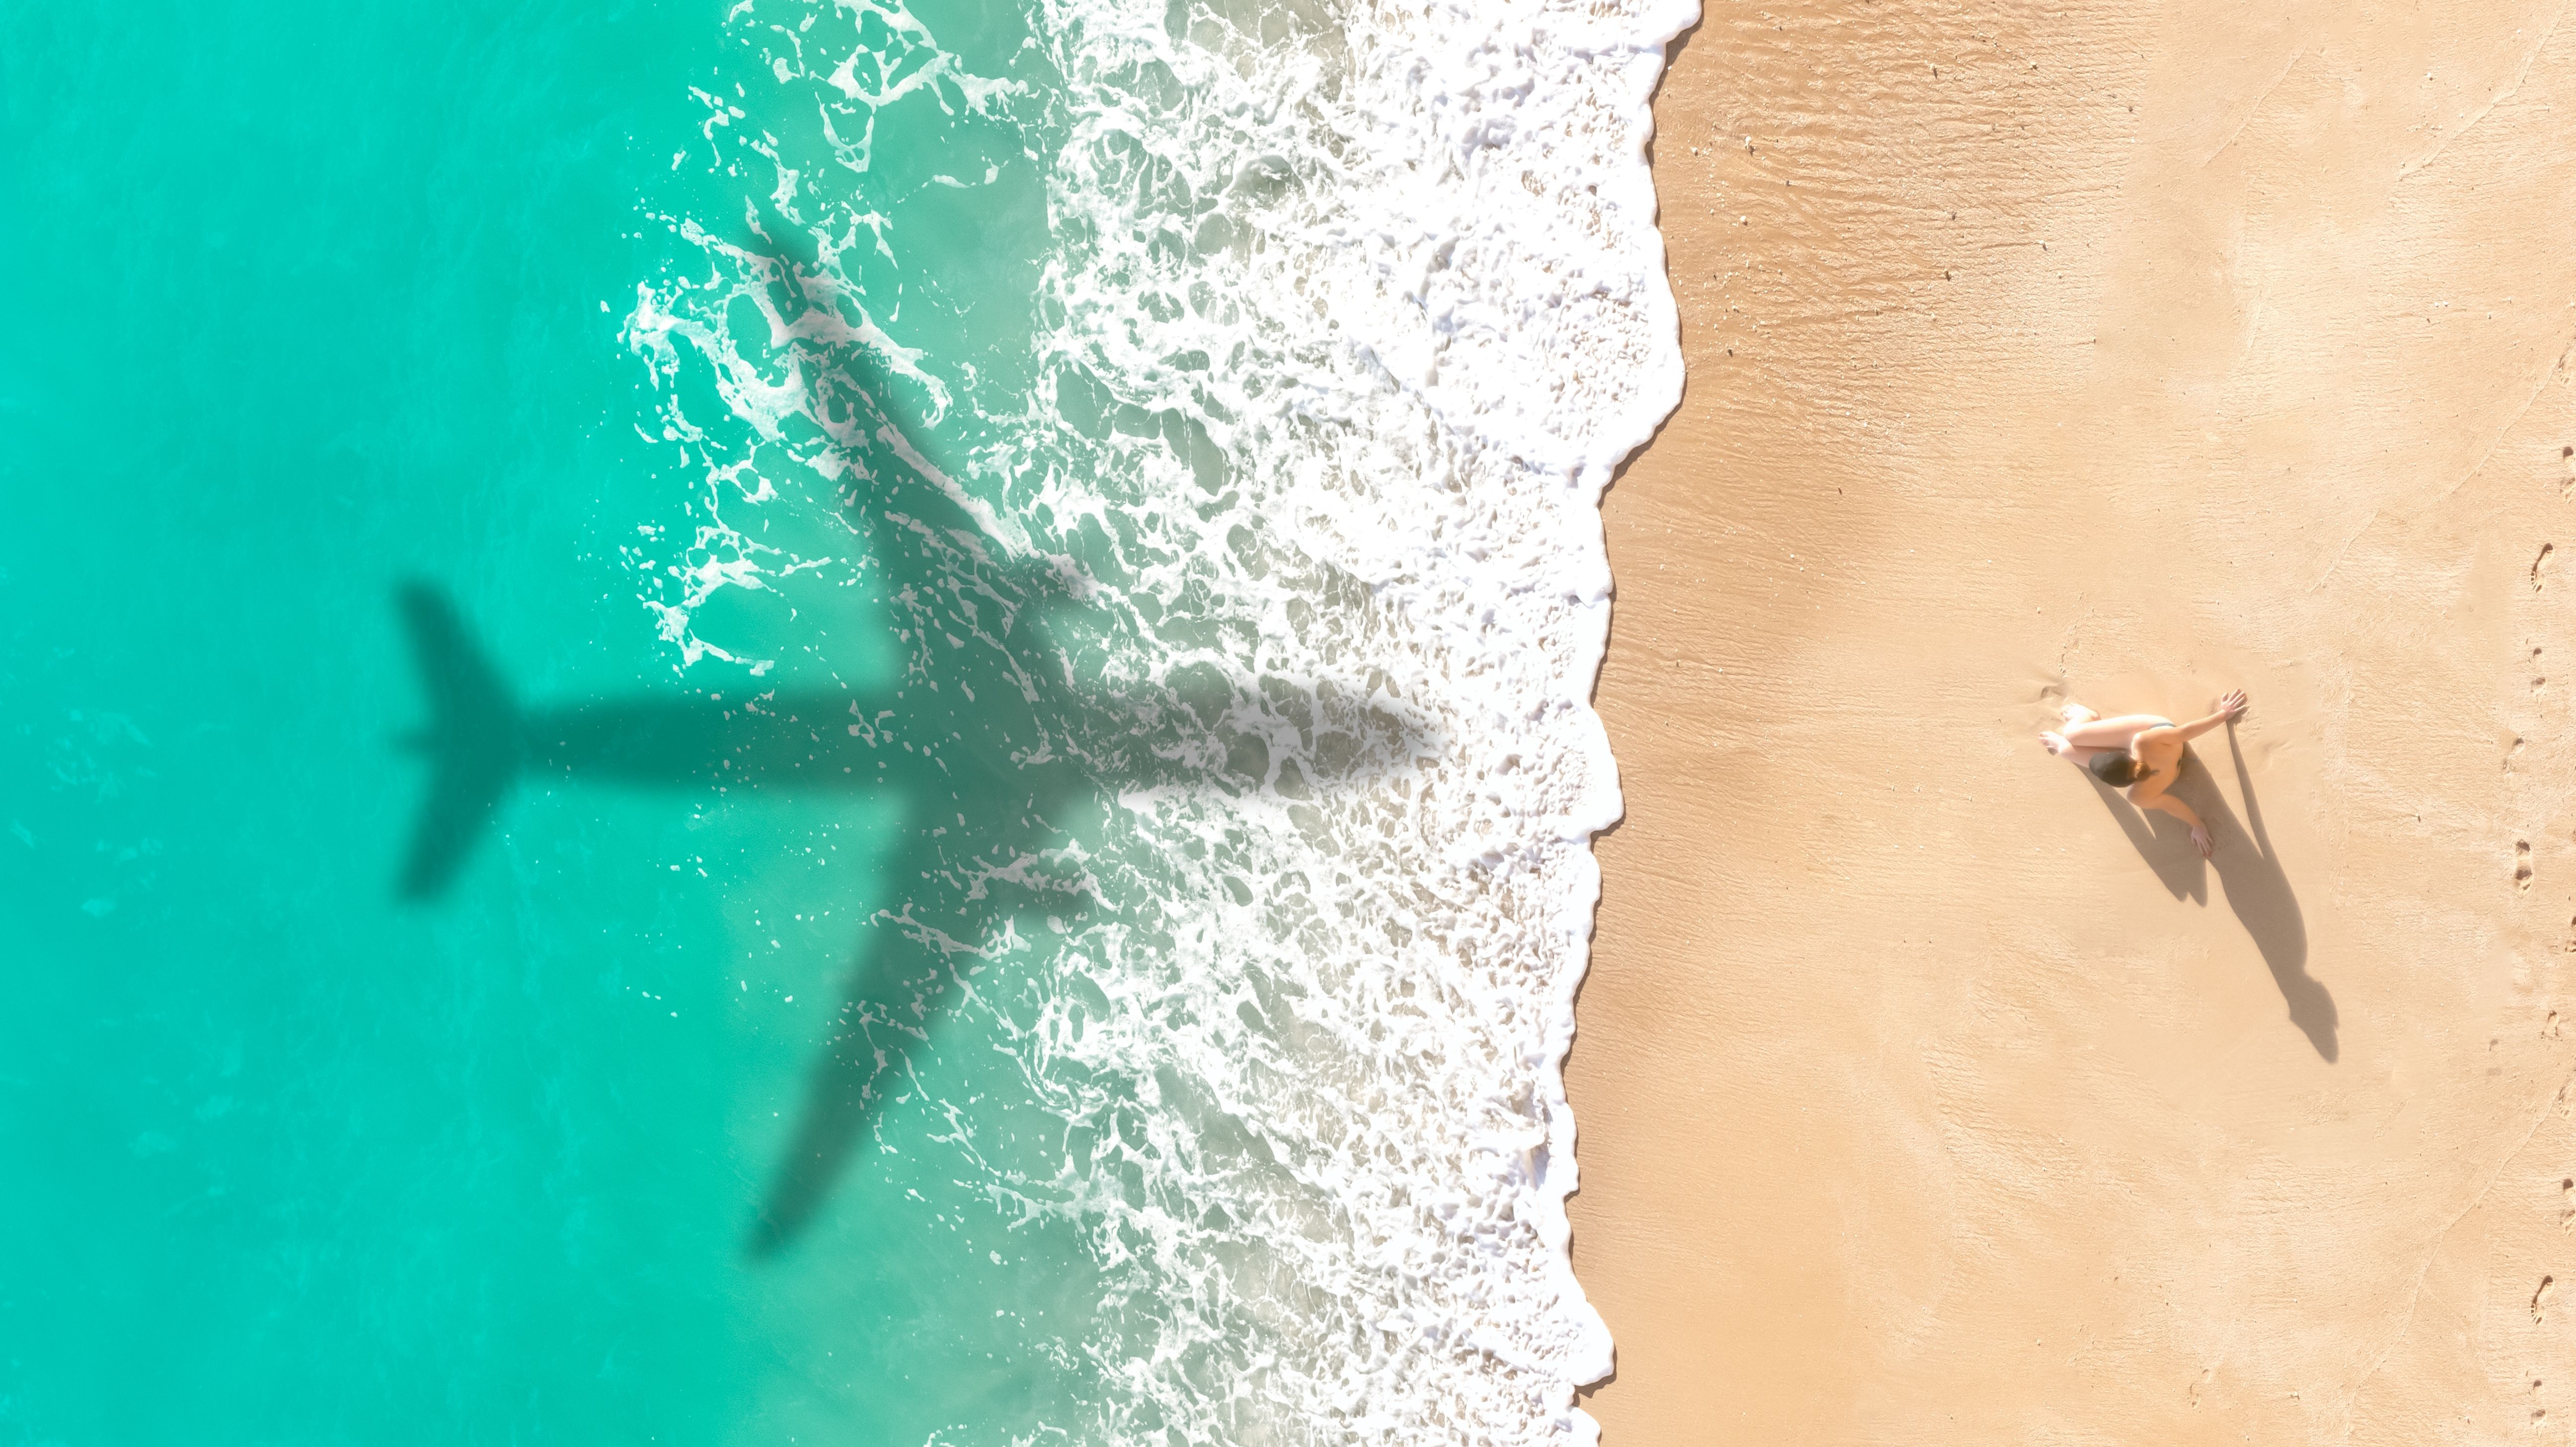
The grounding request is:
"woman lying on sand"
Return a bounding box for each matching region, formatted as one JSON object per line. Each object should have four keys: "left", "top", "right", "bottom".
{"left": 2042, "top": 690, "right": 2251, "bottom": 857}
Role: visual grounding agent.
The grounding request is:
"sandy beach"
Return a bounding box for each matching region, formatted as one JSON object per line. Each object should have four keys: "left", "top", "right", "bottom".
{"left": 1570, "top": 1, "right": 2576, "bottom": 1439}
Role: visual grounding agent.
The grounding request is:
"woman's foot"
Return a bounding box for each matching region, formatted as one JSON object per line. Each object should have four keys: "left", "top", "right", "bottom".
{"left": 2042, "top": 702, "right": 2098, "bottom": 757}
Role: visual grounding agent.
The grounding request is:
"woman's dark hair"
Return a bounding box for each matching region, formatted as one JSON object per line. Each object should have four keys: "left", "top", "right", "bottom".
{"left": 2088, "top": 752, "right": 2146, "bottom": 787}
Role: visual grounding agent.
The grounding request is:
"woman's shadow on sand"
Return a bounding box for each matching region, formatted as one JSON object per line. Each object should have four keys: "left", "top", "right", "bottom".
{"left": 2084, "top": 722, "right": 2338, "bottom": 1062}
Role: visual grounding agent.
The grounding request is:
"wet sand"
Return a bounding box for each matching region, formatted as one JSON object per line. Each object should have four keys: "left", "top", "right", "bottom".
{"left": 1572, "top": 1, "right": 2576, "bottom": 1439}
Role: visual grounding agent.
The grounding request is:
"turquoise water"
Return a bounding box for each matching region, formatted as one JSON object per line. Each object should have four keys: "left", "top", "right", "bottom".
{"left": 2, "top": 1, "right": 1116, "bottom": 1441}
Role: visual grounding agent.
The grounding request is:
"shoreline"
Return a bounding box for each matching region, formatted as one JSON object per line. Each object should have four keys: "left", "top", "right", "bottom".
{"left": 1571, "top": 2, "right": 2576, "bottom": 1438}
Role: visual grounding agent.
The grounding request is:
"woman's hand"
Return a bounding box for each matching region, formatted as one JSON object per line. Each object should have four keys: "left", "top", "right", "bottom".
{"left": 2216, "top": 688, "right": 2250, "bottom": 722}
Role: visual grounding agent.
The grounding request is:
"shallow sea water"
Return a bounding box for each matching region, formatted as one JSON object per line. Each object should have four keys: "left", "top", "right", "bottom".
{"left": 2, "top": 0, "right": 1686, "bottom": 1442}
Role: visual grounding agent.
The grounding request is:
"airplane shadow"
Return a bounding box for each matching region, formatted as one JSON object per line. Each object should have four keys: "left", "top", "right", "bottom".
{"left": 2084, "top": 723, "right": 2336, "bottom": 1062}
{"left": 396, "top": 233, "right": 1434, "bottom": 1257}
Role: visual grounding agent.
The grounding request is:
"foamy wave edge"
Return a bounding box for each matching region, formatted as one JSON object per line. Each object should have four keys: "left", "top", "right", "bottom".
{"left": 1038, "top": 0, "right": 1699, "bottom": 1437}
{"left": 1440, "top": 3, "right": 1698, "bottom": 1436}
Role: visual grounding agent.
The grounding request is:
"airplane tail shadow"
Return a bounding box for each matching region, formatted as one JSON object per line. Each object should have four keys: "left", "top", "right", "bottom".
{"left": 393, "top": 583, "right": 523, "bottom": 901}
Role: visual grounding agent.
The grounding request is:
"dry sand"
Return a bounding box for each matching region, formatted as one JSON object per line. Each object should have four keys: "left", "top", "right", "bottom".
{"left": 1570, "top": 0, "right": 2576, "bottom": 1440}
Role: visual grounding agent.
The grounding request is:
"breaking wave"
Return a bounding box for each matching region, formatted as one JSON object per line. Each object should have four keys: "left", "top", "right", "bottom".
{"left": 622, "top": 0, "right": 1689, "bottom": 1439}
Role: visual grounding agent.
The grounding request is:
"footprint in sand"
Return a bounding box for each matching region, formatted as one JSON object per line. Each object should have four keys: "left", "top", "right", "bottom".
{"left": 2535, "top": 1274, "right": 2556, "bottom": 1324}
{"left": 2536, "top": 543, "right": 2556, "bottom": 593}
{"left": 2534, "top": 646, "right": 2546, "bottom": 695}
{"left": 2516, "top": 840, "right": 2534, "bottom": 892}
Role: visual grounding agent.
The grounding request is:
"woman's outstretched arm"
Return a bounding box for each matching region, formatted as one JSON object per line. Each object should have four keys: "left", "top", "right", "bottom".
{"left": 2168, "top": 688, "right": 2251, "bottom": 744}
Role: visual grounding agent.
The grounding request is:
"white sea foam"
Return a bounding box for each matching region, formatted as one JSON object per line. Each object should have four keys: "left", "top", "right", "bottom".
{"left": 624, "top": 0, "right": 1689, "bottom": 1439}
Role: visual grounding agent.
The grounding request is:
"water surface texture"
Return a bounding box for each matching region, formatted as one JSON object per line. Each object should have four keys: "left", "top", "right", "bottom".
{"left": 1, "top": 0, "right": 1687, "bottom": 1441}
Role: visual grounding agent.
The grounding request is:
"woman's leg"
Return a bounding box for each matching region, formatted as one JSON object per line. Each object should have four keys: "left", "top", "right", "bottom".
{"left": 2042, "top": 704, "right": 2171, "bottom": 759}
{"left": 2058, "top": 713, "right": 2171, "bottom": 752}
